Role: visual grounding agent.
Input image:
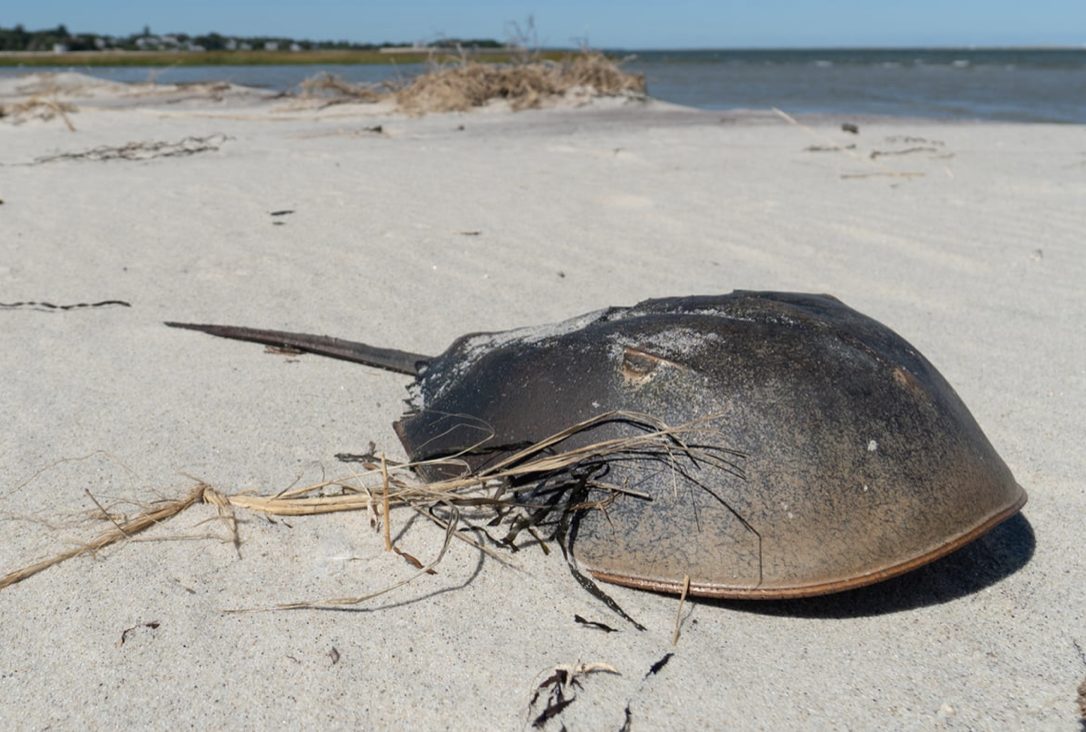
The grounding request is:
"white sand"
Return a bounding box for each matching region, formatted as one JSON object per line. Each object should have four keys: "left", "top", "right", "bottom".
{"left": 1, "top": 73, "right": 1084, "bottom": 729}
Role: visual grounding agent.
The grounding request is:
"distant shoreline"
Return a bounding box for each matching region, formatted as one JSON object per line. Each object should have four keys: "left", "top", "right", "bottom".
{"left": 0, "top": 49, "right": 572, "bottom": 67}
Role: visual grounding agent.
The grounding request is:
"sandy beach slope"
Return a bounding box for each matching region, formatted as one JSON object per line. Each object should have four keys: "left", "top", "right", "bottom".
{"left": 1, "top": 73, "right": 1084, "bottom": 729}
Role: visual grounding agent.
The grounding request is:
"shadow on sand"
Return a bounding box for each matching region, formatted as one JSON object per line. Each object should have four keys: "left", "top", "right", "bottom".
{"left": 708, "top": 512, "right": 1035, "bottom": 619}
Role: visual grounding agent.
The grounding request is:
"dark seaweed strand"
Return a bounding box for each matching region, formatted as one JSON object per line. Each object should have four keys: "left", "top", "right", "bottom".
{"left": 558, "top": 481, "right": 647, "bottom": 632}
{"left": 645, "top": 652, "right": 673, "bottom": 678}
{"left": 501, "top": 464, "right": 606, "bottom": 547}
{"left": 573, "top": 614, "right": 618, "bottom": 633}
{"left": 0, "top": 300, "right": 131, "bottom": 310}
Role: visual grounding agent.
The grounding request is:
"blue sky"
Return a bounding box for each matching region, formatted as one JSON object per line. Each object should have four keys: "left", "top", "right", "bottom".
{"left": 5, "top": 1, "right": 1084, "bottom": 48}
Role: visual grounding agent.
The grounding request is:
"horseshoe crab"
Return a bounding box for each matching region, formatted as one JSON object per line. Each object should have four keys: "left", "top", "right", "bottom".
{"left": 166, "top": 291, "right": 1025, "bottom": 598}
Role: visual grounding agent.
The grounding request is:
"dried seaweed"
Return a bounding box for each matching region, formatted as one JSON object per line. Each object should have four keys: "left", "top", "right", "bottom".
{"left": 528, "top": 662, "right": 620, "bottom": 729}
{"left": 33, "top": 134, "right": 228, "bottom": 164}
{"left": 118, "top": 621, "right": 160, "bottom": 647}
{"left": 869, "top": 146, "right": 941, "bottom": 160}
{"left": 573, "top": 614, "right": 617, "bottom": 633}
{"left": 0, "top": 300, "right": 130, "bottom": 312}
{"left": 645, "top": 653, "right": 673, "bottom": 678}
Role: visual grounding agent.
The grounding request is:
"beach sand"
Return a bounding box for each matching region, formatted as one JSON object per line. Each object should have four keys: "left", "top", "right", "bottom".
{"left": 1, "top": 73, "right": 1083, "bottom": 729}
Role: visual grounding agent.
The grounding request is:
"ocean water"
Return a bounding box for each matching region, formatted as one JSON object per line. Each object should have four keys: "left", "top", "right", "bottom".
{"left": 2, "top": 48, "right": 1084, "bottom": 123}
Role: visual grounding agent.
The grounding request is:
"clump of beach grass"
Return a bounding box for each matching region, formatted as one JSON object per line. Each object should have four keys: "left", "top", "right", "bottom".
{"left": 296, "top": 72, "right": 385, "bottom": 107}
{"left": 291, "top": 49, "right": 645, "bottom": 115}
{"left": 0, "top": 96, "right": 77, "bottom": 130}
{"left": 394, "top": 50, "right": 646, "bottom": 114}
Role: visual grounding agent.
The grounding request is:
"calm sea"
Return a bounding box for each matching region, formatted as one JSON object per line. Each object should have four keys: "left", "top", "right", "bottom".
{"left": 3, "top": 48, "right": 1084, "bottom": 123}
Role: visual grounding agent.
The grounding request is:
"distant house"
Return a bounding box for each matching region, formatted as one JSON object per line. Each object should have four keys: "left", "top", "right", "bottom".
{"left": 290, "top": 43, "right": 302, "bottom": 52}
{"left": 264, "top": 41, "right": 279, "bottom": 51}
{"left": 225, "top": 38, "right": 237, "bottom": 51}
{"left": 239, "top": 42, "right": 252, "bottom": 50}
{"left": 52, "top": 43, "right": 69, "bottom": 54}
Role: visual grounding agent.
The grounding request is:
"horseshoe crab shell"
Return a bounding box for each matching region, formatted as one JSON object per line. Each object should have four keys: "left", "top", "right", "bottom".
{"left": 167, "top": 291, "right": 1026, "bottom": 598}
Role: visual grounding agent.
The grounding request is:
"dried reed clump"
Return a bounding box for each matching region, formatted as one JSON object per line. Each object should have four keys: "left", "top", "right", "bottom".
{"left": 297, "top": 72, "right": 384, "bottom": 106}
{"left": 395, "top": 51, "right": 646, "bottom": 114}
{"left": 0, "top": 411, "right": 739, "bottom": 614}
{"left": 0, "top": 97, "right": 77, "bottom": 130}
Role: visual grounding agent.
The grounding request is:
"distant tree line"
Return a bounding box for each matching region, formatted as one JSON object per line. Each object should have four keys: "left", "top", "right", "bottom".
{"left": 0, "top": 24, "right": 505, "bottom": 52}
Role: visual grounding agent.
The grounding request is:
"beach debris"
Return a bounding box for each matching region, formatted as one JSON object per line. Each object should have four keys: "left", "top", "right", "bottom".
{"left": 296, "top": 72, "right": 384, "bottom": 108}
{"left": 1077, "top": 676, "right": 1086, "bottom": 721}
{"left": 393, "top": 545, "right": 437, "bottom": 574}
{"left": 841, "top": 122, "right": 860, "bottom": 134}
{"left": 0, "top": 482, "right": 211, "bottom": 591}
{"left": 329, "top": 647, "right": 341, "bottom": 665}
{"left": 270, "top": 210, "right": 295, "bottom": 217}
{"left": 885, "top": 135, "right": 945, "bottom": 146}
{"left": 32, "top": 134, "right": 228, "bottom": 164}
{"left": 211, "top": 49, "right": 639, "bottom": 114}
{"left": 394, "top": 50, "right": 645, "bottom": 114}
{"left": 0, "top": 299, "right": 131, "bottom": 312}
{"left": 164, "top": 291, "right": 1026, "bottom": 601}
{"left": 803, "top": 144, "right": 851, "bottom": 153}
{"left": 573, "top": 614, "right": 618, "bottom": 633}
{"left": 645, "top": 653, "right": 673, "bottom": 679}
{"left": 870, "top": 146, "right": 942, "bottom": 160}
{"left": 840, "top": 171, "right": 926, "bottom": 180}
{"left": 672, "top": 575, "right": 691, "bottom": 646}
{"left": 528, "top": 662, "right": 620, "bottom": 729}
{"left": 620, "top": 705, "right": 633, "bottom": 731}
{"left": 118, "top": 621, "right": 160, "bottom": 647}
{"left": 0, "top": 97, "right": 77, "bottom": 131}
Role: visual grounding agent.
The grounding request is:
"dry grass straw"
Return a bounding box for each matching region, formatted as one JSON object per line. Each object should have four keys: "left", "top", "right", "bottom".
{"left": 0, "top": 483, "right": 209, "bottom": 590}
{"left": 0, "top": 97, "right": 77, "bottom": 130}
{"left": 292, "top": 49, "right": 644, "bottom": 115}
{"left": 672, "top": 574, "right": 691, "bottom": 646}
{"left": 296, "top": 72, "right": 384, "bottom": 108}
{"left": 395, "top": 50, "right": 645, "bottom": 114}
{"left": 1, "top": 411, "right": 735, "bottom": 608}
